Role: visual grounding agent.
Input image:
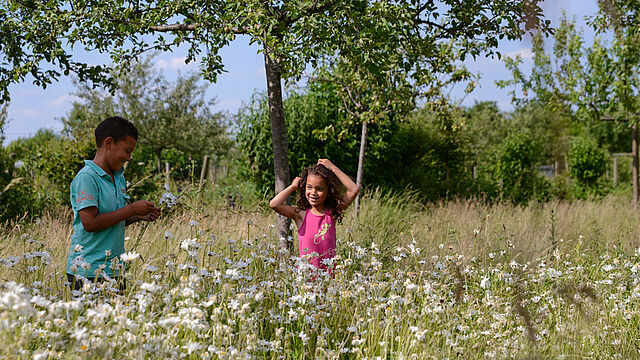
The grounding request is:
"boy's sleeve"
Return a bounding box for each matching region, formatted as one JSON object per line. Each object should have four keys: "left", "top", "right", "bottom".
{"left": 71, "top": 173, "right": 99, "bottom": 212}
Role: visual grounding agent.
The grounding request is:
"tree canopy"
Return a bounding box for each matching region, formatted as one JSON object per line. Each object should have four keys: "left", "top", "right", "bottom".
{"left": 61, "top": 56, "right": 231, "bottom": 172}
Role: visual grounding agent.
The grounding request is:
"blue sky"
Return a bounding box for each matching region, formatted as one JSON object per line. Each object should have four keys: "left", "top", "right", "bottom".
{"left": 2, "top": 0, "right": 599, "bottom": 145}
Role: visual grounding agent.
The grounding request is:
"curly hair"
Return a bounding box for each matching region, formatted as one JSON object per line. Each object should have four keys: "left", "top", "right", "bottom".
{"left": 295, "top": 164, "right": 346, "bottom": 223}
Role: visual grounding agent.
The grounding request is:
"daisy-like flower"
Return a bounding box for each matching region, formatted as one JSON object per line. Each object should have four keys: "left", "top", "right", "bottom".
{"left": 184, "top": 341, "right": 202, "bottom": 355}
{"left": 480, "top": 276, "right": 491, "bottom": 289}
{"left": 145, "top": 264, "right": 158, "bottom": 272}
{"left": 180, "top": 238, "right": 200, "bottom": 251}
{"left": 120, "top": 251, "right": 141, "bottom": 262}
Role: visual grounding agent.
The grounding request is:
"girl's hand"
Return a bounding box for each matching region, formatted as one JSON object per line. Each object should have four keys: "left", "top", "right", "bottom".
{"left": 317, "top": 159, "right": 335, "bottom": 171}
{"left": 291, "top": 177, "right": 302, "bottom": 190}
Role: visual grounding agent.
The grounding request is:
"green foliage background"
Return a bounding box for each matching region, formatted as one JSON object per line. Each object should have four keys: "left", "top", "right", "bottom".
{"left": 235, "top": 81, "right": 395, "bottom": 195}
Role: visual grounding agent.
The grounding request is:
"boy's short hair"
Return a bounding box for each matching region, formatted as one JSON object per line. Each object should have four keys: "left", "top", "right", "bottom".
{"left": 94, "top": 116, "right": 139, "bottom": 147}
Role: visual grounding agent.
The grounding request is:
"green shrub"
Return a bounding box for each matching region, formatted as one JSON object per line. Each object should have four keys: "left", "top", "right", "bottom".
{"left": 567, "top": 136, "right": 608, "bottom": 198}
{"left": 373, "top": 110, "right": 472, "bottom": 201}
{"left": 490, "top": 132, "right": 549, "bottom": 204}
{"left": 0, "top": 148, "right": 49, "bottom": 221}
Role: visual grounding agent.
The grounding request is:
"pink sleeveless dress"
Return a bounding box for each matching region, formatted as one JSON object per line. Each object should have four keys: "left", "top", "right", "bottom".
{"left": 298, "top": 208, "right": 336, "bottom": 270}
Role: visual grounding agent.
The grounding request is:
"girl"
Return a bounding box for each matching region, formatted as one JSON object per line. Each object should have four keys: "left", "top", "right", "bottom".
{"left": 270, "top": 159, "right": 359, "bottom": 272}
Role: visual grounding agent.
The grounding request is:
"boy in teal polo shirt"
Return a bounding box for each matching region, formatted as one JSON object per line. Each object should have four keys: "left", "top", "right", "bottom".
{"left": 66, "top": 116, "right": 160, "bottom": 291}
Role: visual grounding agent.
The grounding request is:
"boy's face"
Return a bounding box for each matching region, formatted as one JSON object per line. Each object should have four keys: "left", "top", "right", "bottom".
{"left": 104, "top": 135, "right": 137, "bottom": 173}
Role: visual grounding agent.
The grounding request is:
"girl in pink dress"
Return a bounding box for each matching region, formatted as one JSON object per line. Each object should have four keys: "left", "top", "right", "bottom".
{"left": 269, "top": 159, "right": 359, "bottom": 272}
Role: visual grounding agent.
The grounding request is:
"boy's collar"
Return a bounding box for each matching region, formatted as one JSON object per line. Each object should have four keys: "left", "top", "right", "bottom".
{"left": 85, "top": 160, "right": 124, "bottom": 177}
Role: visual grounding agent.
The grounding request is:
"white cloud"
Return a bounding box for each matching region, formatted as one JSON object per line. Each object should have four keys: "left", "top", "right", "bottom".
{"left": 15, "top": 109, "right": 39, "bottom": 119}
{"left": 47, "top": 94, "right": 79, "bottom": 107}
{"left": 504, "top": 48, "right": 534, "bottom": 60}
{"left": 156, "top": 56, "right": 198, "bottom": 70}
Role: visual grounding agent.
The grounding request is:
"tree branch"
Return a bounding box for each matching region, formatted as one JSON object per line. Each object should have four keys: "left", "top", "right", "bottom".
{"left": 281, "top": 1, "right": 335, "bottom": 26}
{"left": 149, "top": 23, "right": 247, "bottom": 34}
{"left": 149, "top": 23, "right": 197, "bottom": 31}
{"left": 313, "top": 77, "right": 362, "bottom": 109}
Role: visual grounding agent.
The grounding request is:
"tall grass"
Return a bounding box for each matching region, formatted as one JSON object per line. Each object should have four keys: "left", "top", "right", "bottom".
{"left": 0, "top": 191, "right": 638, "bottom": 358}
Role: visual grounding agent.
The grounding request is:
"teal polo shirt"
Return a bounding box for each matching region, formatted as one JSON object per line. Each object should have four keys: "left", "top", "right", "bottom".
{"left": 66, "top": 160, "right": 130, "bottom": 278}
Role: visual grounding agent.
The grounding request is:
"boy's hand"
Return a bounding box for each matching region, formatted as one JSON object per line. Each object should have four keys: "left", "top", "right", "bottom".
{"left": 317, "top": 159, "right": 335, "bottom": 171}
{"left": 139, "top": 207, "right": 161, "bottom": 221}
{"left": 291, "top": 177, "right": 302, "bottom": 190}
{"left": 130, "top": 200, "right": 160, "bottom": 217}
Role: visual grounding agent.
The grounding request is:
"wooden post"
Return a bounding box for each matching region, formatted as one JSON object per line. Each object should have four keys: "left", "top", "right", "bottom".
{"left": 633, "top": 125, "right": 638, "bottom": 208}
{"left": 354, "top": 120, "right": 368, "bottom": 219}
{"left": 613, "top": 157, "right": 619, "bottom": 187}
{"left": 211, "top": 157, "right": 218, "bottom": 189}
{"left": 199, "top": 155, "right": 210, "bottom": 187}
{"left": 472, "top": 165, "right": 477, "bottom": 180}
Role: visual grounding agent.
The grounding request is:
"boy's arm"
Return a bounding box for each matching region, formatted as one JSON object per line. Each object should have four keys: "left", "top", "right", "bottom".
{"left": 79, "top": 200, "right": 160, "bottom": 232}
{"left": 269, "top": 177, "right": 304, "bottom": 224}
{"left": 318, "top": 159, "right": 360, "bottom": 208}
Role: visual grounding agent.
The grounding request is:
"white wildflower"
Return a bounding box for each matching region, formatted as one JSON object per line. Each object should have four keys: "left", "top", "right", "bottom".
{"left": 120, "top": 251, "right": 140, "bottom": 262}
{"left": 480, "top": 276, "right": 491, "bottom": 290}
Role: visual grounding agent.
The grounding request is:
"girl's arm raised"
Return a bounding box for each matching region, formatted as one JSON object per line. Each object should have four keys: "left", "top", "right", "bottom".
{"left": 269, "top": 177, "right": 304, "bottom": 226}
{"left": 318, "top": 159, "right": 360, "bottom": 209}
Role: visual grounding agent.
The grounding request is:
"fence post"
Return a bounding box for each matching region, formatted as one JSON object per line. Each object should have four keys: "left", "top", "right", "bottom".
{"left": 199, "top": 155, "right": 210, "bottom": 188}
{"left": 210, "top": 156, "right": 218, "bottom": 190}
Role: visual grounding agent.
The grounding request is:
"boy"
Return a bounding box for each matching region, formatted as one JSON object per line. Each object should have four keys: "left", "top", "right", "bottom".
{"left": 66, "top": 116, "right": 160, "bottom": 291}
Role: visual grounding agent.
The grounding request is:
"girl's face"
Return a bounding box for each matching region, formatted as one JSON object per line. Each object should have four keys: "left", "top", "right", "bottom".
{"left": 305, "top": 174, "right": 329, "bottom": 209}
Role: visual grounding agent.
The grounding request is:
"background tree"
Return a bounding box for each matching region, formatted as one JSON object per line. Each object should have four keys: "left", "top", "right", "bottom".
{"left": 310, "top": 58, "right": 418, "bottom": 216}
{"left": 0, "top": 103, "right": 6, "bottom": 145}
{"left": 498, "top": 6, "right": 640, "bottom": 203}
{"left": 236, "top": 81, "right": 394, "bottom": 196}
{"left": 60, "top": 57, "right": 231, "bottom": 174}
{"left": 2, "top": 0, "right": 549, "bottom": 253}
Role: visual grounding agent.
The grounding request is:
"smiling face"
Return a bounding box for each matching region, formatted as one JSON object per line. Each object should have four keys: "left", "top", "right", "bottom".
{"left": 305, "top": 174, "right": 329, "bottom": 211}
{"left": 105, "top": 135, "right": 137, "bottom": 174}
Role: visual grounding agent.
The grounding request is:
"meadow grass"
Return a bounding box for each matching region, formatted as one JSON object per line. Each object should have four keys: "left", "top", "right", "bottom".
{"left": 0, "top": 190, "right": 639, "bottom": 359}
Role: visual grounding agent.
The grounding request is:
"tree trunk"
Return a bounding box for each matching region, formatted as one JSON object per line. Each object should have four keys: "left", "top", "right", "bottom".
{"left": 354, "top": 120, "right": 368, "bottom": 218}
{"left": 264, "top": 49, "right": 293, "bottom": 255}
{"left": 633, "top": 125, "right": 638, "bottom": 208}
